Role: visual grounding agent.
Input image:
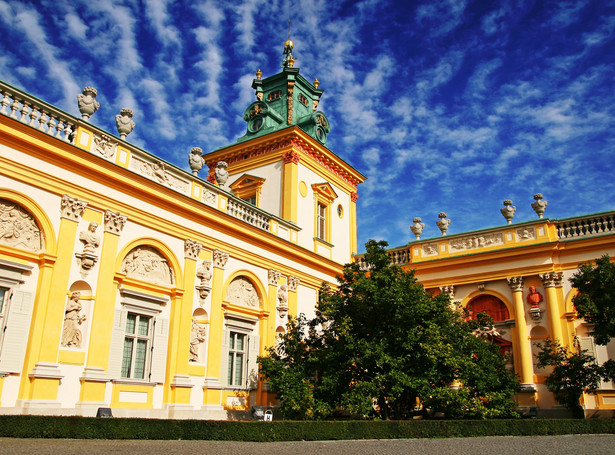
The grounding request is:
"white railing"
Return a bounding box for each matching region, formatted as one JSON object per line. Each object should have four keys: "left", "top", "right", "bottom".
{"left": 354, "top": 245, "right": 413, "bottom": 269}
{"left": 0, "top": 81, "right": 77, "bottom": 143}
{"left": 1, "top": 79, "right": 297, "bottom": 238}
{"left": 556, "top": 212, "right": 615, "bottom": 239}
{"left": 226, "top": 199, "right": 271, "bottom": 231}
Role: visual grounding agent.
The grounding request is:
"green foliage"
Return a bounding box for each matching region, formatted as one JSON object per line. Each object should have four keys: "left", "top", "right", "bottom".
{"left": 0, "top": 415, "right": 614, "bottom": 441}
{"left": 259, "top": 240, "right": 519, "bottom": 420}
{"left": 536, "top": 339, "right": 604, "bottom": 417}
{"left": 570, "top": 255, "right": 615, "bottom": 345}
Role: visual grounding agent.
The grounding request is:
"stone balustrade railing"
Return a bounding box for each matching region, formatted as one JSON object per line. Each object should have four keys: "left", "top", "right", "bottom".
{"left": 0, "top": 79, "right": 298, "bottom": 238}
{"left": 556, "top": 212, "right": 615, "bottom": 239}
{"left": 1, "top": 80, "right": 77, "bottom": 143}
{"left": 354, "top": 245, "right": 413, "bottom": 269}
{"left": 227, "top": 199, "right": 271, "bottom": 231}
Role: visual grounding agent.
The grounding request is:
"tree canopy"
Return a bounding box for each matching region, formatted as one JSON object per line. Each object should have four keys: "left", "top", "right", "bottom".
{"left": 570, "top": 255, "right": 615, "bottom": 345}
{"left": 259, "top": 240, "right": 519, "bottom": 420}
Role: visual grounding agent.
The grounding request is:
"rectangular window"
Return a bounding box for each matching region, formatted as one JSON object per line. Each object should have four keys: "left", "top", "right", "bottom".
{"left": 317, "top": 203, "right": 326, "bottom": 240}
{"left": 243, "top": 196, "right": 257, "bottom": 205}
{"left": 0, "top": 288, "right": 7, "bottom": 316}
{"left": 121, "top": 313, "right": 152, "bottom": 379}
{"left": 228, "top": 332, "right": 246, "bottom": 386}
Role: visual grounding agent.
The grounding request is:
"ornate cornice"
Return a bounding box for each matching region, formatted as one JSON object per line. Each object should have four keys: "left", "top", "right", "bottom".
{"left": 506, "top": 276, "right": 524, "bottom": 292}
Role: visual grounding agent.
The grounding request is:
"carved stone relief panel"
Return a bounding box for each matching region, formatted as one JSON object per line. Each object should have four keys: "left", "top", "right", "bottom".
{"left": 131, "top": 156, "right": 188, "bottom": 192}
{"left": 202, "top": 189, "right": 217, "bottom": 206}
{"left": 516, "top": 227, "right": 536, "bottom": 241}
{"left": 225, "top": 277, "right": 259, "bottom": 308}
{"left": 422, "top": 243, "right": 438, "bottom": 256}
{"left": 0, "top": 199, "right": 44, "bottom": 251}
{"left": 189, "top": 319, "right": 208, "bottom": 363}
{"left": 120, "top": 246, "right": 174, "bottom": 285}
{"left": 449, "top": 233, "right": 504, "bottom": 252}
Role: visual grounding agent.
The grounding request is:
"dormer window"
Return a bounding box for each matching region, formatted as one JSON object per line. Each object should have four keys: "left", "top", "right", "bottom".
{"left": 267, "top": 90, "right": 282, "bottom": 101}
{"left": 230, "top": 174, "right": 266, "bottom": 207}
{"left": 298, "top": 94, "right": 308, "bottom": 106}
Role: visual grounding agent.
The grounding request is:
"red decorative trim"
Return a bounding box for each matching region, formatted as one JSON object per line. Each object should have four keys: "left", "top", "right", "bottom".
{"left": 206, "top": 174, "right": 216, "bottom": 184}
{"left": 283, "top": 151, "right": 300, "bottom": 164}
{"left": 351, "top": 192, "right": 359, "bottom": 203}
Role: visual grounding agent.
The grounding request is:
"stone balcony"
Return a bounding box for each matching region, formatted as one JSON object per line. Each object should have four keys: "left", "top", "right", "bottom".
{"left": 0, "top": 79, "right": 300, "bottom": 242}
{"left": 355, "top": 211, "right": 615, "bottom": 268}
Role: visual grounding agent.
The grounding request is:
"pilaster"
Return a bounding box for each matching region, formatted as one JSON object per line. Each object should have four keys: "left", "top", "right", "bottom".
{"left": 350, "top": 192, "right": 358, "bottom": 255}
{"left": 282, "top": 151, "right": 299, "bottom": 223}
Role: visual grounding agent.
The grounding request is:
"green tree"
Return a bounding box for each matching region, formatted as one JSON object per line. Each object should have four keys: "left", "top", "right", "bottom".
{"left": 536, "top": 338, "right": 604, "bottom": 417}
{"left": 570, "top": 255, "right": 615, "bottom": 345}
{"left": 259, "top": 240, "right": 519, "bottom": 420}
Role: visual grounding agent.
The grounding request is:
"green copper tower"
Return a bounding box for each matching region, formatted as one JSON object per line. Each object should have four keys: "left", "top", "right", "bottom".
{"left": 238, "top": 40, "right": 331, "bottom": 145}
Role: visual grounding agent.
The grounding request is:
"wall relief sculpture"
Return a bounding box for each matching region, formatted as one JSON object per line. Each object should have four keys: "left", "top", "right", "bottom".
{"left": 449, "top": 233, "right": 504, "bottom": 252}
{"left": 132, "top": 157, "right": 188, "bottom": 192}
{"left": 225, "top": 277, "right": 259, "bottom": 308}
{"left": 77, "top": 221, "right": 100, "bottom": 274}
{"left": 189, "top": 319, "right": 207, "bottom": 362}
{"left": 120, "top": 246, "right": 174, "bottom": 285}
{"left": 0, "top": 199, "right": 43, "bottom": 251}
{"left": 61, "top": 292, "right": 87, "bottom": 348}
{"left": 277, "top": 284, "right": 288, "bottom": 318}
{"left": 195, "top": 260, "right": 213, "bottom": 304}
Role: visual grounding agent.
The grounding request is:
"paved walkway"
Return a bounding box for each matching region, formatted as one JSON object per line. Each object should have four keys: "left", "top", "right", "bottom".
{"left": 1, "top": 434, "right": 615, "bottom": 454}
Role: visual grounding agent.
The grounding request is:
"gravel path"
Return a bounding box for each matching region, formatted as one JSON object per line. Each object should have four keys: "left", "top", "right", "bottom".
{"left": 1, "top": 434, "right": 615, "bottom": 455}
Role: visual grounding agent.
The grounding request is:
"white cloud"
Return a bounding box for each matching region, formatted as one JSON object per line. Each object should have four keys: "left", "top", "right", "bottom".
{"left": 65, "top": 13, "right": 88, "bottom": 40}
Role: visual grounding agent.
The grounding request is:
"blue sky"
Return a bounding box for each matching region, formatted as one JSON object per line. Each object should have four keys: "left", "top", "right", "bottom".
{"left": 1, "top": 0, "right": 614, "bottom": 251}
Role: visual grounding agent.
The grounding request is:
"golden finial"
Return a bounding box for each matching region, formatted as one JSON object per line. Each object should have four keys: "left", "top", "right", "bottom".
{"left": 288, "top": 56, "right": 295, "bottom": 68}
{"left": 313, "top": 78, "right": 320, "bottom": 89}
{"left": 256, "top": 69, "right": 262, "bottom": 80}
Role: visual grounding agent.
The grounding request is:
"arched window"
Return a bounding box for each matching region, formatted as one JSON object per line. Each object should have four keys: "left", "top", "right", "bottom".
{"left": 467, "top": 295, "right": 510, "bottom": 322}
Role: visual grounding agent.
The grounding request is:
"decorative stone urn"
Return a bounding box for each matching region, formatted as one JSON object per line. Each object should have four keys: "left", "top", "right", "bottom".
{"left": 214, "top": 161, "right": 229, "bottom": 187}
{"left": 436, "top": 212, "right": 451, "bottom": 235}
{"left": 500, "top": 199, "right": 516, "bottom": 224}
{"left": 115, "top": 108, "right": 135, "bottom": 139}
{"left": 410, "top": 217, "right": 425, "bottom": 240}
{"left": 77, "top": 87, "right": 100, "bottom": 120}
{"left": 189, "top": 147, "right": 205, "bottom": 175}
{"left": 531, "top": 193, "right": 548, "bottom": 218}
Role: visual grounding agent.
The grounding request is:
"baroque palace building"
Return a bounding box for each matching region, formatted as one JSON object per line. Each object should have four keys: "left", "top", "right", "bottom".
{"left": 366, "top": 208, "right": 615, "bottom": 417}
{"left": 1, "top": 41, "right": 614, "bottom": 419}
{"left": 0, "top": 41, "right": 364, "bottom": 418}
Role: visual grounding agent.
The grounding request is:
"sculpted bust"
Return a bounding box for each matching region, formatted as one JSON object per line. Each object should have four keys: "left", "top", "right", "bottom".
{"left": 79, "top": 221, "right": 100, "bottom": 254}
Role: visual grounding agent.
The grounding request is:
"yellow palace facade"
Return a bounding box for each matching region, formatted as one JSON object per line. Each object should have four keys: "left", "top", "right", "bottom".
{"left": 0, "top": 48, "right": 365, "bottom": 418}
{"left": 375, "top": 211, "right": 615, "bottom": 417}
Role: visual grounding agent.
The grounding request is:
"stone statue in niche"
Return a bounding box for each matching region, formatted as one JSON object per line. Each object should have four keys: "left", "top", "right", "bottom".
{"left": 189, "top": 319, "right": 207, "bottom": 362}
{"left": 61, "top": 292, "right": 87, "bottom": 348}
{"left": 120, "top": 246, "right": 174, "bottom": 285}
{"left": 526, "top": 286, "right": 543, "bottom": 309}
{"left": 0, "top": 199, "right": 43, "bottom": 251}
{"left": 226, "top": 277, "right": 259, "bottom": 308}
{"left": 78, "top": 221, "right": 100, "bottom": 273}
{"left": 277, "top": 284, "right": 288, "bottom": 318}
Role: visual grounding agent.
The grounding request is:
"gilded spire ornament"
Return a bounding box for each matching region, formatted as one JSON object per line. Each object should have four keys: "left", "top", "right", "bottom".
{"left": 282, "top": 40, "right": 295, "bottom": 68}
{"left": 256, "top": 69, "right": 262, "bottom": 80}
{"left": 313, "top": 78, "right": 320, "bottom": 89}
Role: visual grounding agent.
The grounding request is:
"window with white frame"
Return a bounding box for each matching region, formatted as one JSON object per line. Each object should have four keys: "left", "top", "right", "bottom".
{"left": 121, "top": 313, "right": 153, "bottom": 380}
{"left": 228, "top": 331, "right": 246, "bottom": 386}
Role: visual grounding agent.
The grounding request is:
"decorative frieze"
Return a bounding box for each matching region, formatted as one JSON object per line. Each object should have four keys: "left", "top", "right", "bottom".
{"left": 287, "top": 276, "right": 300, "bottom": 292}
{"left": 131, "top": 157, "right": 188, "bottom": 192}
{"left": 350, "top": 192, "right": 359, "bottom": 203}
{"left": 422, "top": 243, "right": 438, "bottom": 256}
{"left": 184, "top": 239, "right": 202, "bottom": 260}
{"left": 506, "top": 276, "right": 524, "bottom": 292}
{"left": 268, "top": 269, "right": 281, "bottom": 286}
{"left": 226, "top": 277, "right": 258, "bottom": 308}
{"left": 516, "top": 227, "right": 536, "bottom": 241}
{"left": 449, "top": 232, "right": 504, "bottom": 252}
{"left": 104, "top": 210, "right": 127, "bottom": 235}
{"left": 61, "top": 194, "right": 87, "bottom": 221}
{"left": 213, "top": 249, "right": 229, "bottom": 269}
{"left": 121, "top": 246, "right": 174, "bottom": 285}
{"left": 283, "top": 151, "right": 300, "bottom": 164}
{"left": 539, "top": 272, "right": 563, "bottom": 288}
{"left": 93, "top": 134, "right": 116, "bottom": 159}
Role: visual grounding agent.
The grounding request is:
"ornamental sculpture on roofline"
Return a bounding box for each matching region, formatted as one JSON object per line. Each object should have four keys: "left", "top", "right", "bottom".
{"left": 531, "top": 193, "right": 548, "bottom": 218}
{"left": 115, "top": 108, "right": 135, "bottom": 139}
{"left": 189, "top": 147, "right": 205, "bottom": 176}
{"left": 214, "top": 161, "right": 229, "bottom": 187}
{"left": 77, "top": 86, "right": 100, "bottom": 121}
{"left": 436, "top": 212, "right": 451, "bottom": 236}
{"left": 501, "top": 199, "right": 516, "bottom": 224}
{"left": 410, "top": 217, "right": 425, "bottom": 240}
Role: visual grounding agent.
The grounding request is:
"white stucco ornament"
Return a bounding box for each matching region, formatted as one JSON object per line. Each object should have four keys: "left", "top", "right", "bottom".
{"left": 410, "top": 217, "right": 425, "bottom": 240}
{"left": 436, "top": 212, "right": 451, "bottom": 236}
{"left": 500, "top": 199, "right": 516, "bottom": 224}
{"left": 115, "top": 108, "right": 135, "bottom": 139}
{"left": 531, "top": 193, "right": 548, "bottom": 218}
{"left": 77, "top": 86, "right": 100, "bottom": 121}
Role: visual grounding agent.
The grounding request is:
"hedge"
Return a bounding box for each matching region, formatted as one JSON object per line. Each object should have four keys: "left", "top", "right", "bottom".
{"left": 0, "top": 416, "right": 614, "bottom": 441}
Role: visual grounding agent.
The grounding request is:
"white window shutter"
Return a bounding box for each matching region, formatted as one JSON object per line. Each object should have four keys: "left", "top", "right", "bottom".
{"left": 150, "top": 316, "right": 169, "bottom": 383}
{"left": 107, "top": 309, "right": 127, "bottom": 378}
{"left": 0, "top": 291, "right": 33, "bottom": 373}
{"left": 220, "top": 329, "right": 229, "bottom": 386}
{"left": 246, "top": 334, "right": 260, "bottom": 389}
{"left": 578, "top": 336, "right": 596, "bottom": 357}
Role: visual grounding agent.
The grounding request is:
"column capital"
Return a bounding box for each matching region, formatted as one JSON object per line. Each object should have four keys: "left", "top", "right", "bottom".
{"left": 184, "top": 239, "right": 202, "bottom": 260}
{"left": 539, "top": 272, "right": 564, "bottom": 288}
{"left": 506, "top": 276, "right": 524, "bottom": 292}
{"left": 213, "top": 249, "right": 229, "bottom": 269}
{"left": 268, "top": 269, "right": 281, "bottom": 286}
{"left": 287, "top": 275, "right": 300, "bottom": 292}
{"left": 60, "top": 194, "right": 87, "bottom": 221}
{"left": 104, "top": 210, "right": 127, "bottom": 235}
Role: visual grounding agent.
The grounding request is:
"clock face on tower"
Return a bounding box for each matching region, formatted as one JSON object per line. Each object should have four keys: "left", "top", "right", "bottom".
{"left": 249, "top": 115, "right": 263, "bottom": 133}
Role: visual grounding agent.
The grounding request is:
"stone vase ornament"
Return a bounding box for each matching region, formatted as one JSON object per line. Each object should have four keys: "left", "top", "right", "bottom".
{"left": 77, "top": 87, "right": 100, "bottom": 121}
{"left": 214, "top": 161, "right": 229, "bottom": 187}
{"left": 436, "top": 212, "right": 451, "bottom": 235}
{"left": 500, "top": 199, "right": 516, "bottom": 224}
{"left": 531, "top": 193, "right": 548, "bottom": 218}
{"left": 189, "top": 147, "right": 205, "bottom": 175}
{"left": 410, "top": 217, "right": 425, "bottom": 240}
{"left": 115, "top": 108, "right": 135, "bottom": 139}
